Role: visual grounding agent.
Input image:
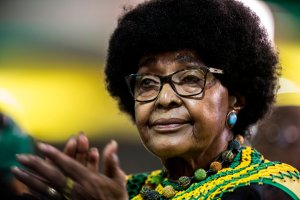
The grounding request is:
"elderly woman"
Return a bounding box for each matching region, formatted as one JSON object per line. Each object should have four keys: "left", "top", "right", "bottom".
{"left": 12, "top": 0, "right": 300, "bottom": 199}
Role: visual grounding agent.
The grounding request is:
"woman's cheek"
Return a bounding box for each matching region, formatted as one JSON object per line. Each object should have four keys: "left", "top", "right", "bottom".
{"left": 135, "top": 104, "right": 144, "bottom": 126}
{"left": 135, "top": 103, "right": 150, "bottom": 140}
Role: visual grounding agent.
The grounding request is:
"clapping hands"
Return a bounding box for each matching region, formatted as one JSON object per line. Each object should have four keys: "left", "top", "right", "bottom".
{"left": 11, "top": 134, "right": 128, "bottom": 200}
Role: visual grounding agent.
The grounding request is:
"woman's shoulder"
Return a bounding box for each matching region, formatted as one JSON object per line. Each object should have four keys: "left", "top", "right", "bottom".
{"left": 125, "top": 148, "right": 300, "bottom": 199}
{"left": 232, "top": 146, "right": 299, "bottom": 172}
{"left": 224, "top": 146, "right": 300, "bottom": 199}
{"left": 221, "top": 184, "right": 296, "bottom": 200}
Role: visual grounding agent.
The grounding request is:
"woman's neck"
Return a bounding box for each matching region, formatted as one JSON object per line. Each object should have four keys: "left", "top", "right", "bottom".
{"left": 163, "top": 150, "right": 222, "bottom": 180}
{"left": 162, "top": 135, "right": 231, "bottom": 180}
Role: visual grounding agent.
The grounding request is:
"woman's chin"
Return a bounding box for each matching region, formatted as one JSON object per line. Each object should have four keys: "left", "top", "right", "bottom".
{"left": 140, "top": 128, "right": 194, "bottom": 158}
{"left": 147, "top": 142, "right": 190, "bottom": 159}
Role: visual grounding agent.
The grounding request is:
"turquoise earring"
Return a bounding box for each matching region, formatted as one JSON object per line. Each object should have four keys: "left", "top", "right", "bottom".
{"left": 226, "top": 110, "right": 237, "bottom": 129}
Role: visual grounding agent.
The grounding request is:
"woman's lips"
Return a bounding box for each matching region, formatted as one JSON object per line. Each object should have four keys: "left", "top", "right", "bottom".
{"left": 150, "top": 118, "right": 190, "bottom": 132}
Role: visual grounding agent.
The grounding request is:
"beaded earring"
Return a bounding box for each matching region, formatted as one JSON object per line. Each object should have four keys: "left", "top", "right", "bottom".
{"left": 226, "top": 110, "right": 237, "bottom": 129}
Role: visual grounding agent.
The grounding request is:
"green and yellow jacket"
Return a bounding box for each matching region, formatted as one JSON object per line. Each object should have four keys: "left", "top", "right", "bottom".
{"left": 127, "top": 147, "right": 300, "bottom": 200}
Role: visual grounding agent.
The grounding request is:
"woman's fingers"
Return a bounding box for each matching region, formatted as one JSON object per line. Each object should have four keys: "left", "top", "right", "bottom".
{"left": 63, "top": 136, "right": 77, "bottom": 157}
{"left": 11, "top": 167, "right": 63, "bottom": 199}
{"left": 63, "top": 133, "right": 98, "bottom": 171}
{"left": 15, "top": 146, "right": 97, "bottom": 198}
{"left": 13, "top": 141, "right": 128, "bottom": 200}
{"left": 15, "top": 154, "right": 66, "bottom": 188}
{"left": 87, "top": 147, "right": 100, "bottom": 173}
{"left": 75, "top": 133, "right": 89, "bottom": 165}
{"left": 12, "top": 166, "right": 47, "bottom": 189}
{"left": 11, "top": 167, "right": 46, "bottom": 193}
{"left": 37, "top": 142, "right": 92, "bottom": 183}
{"left": 63, "top": 133, "right": 90, "bottom": 166}
{"left": 103, "top": 140, "right": 126, "bottom": 186}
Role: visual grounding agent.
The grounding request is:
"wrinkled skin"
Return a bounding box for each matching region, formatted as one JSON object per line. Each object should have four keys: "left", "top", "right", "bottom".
{"left": 135, "top": 50, "right": 238, "bottom": 179}
{"left": 12, "top": 134, "right": 128, "bottom": 200}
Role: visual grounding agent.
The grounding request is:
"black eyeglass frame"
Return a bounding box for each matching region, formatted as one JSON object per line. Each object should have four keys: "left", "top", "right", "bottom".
{"left": 125, "top": 66, "right": 223, "bottom": 103}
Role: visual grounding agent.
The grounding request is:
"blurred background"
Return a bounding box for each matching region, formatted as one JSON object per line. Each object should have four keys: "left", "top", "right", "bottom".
{"left": 0, "top": 0, "right": 299, "bottom": 173}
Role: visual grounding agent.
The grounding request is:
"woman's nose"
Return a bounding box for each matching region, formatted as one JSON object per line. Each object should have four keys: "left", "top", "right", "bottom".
{"left": 155, "top": 83, "right": 182, "bottom": 107}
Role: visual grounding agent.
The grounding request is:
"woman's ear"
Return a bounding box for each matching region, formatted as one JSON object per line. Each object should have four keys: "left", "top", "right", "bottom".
{"left": 228, "top": 96, "right": 237, "bottom": 108}
{"left": 228, "top": 94, "right": 245, "bottom": 111}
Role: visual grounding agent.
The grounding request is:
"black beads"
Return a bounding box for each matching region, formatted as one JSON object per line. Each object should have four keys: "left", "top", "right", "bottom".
{"left": 140, "top": 186, "right": 161, "bottom": 200}
{"left": 229, "top": 140, "right": 241, "bottom": 152}
{"left": 178, "top": 176, "right": 192, "bottom": 189}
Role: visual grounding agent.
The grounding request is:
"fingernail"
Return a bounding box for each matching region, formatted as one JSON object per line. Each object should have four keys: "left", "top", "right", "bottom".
{"left": 16, "top": 154, "right": 29, "bottom": 162}
{"left": 11, "top": 166, "right": 28, "bottom": 177}
{"left": 38, "top": 142, "right": 56, "bottom": 152}
{"left": 11, "top": 166, "right": 20, "bottom": 172}
{"left": 79, "top": 133, "right": 87, "bottom": 140}
{"left": 11, "top": 166, "right": 20, "bottom": 173}
{"left": 90, "top": 147, "right": 98, "bottom": 153}
{"left": 110, "top": 140, "right": 118, "bottom": 148}
{"left": 69, "top": 137, "right": 76, "bottom": 145}
{"left": 37, "top": 142, "right": 48, "bottom": 151}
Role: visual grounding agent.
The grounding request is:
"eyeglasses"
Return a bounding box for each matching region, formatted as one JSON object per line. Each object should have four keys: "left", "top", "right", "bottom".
{"left": 125, "top": 66, "right": 223, "bottom": 102}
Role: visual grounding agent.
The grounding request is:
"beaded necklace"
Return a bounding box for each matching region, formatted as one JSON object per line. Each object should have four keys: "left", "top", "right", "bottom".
{"left": 140, "top": 135, "right": 244, "bottom": 200}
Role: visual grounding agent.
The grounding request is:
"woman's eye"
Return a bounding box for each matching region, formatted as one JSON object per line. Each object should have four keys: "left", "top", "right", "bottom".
{"left": 139, "top": 78, "right": 159, "bottom": 89}
{"left": 181, "top": 75, "right": 201, "bottom": 84}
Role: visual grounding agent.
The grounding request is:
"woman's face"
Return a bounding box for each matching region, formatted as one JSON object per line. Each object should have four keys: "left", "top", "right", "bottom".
{"left": 134, "top": 50, "right": 236, "bottom": 160}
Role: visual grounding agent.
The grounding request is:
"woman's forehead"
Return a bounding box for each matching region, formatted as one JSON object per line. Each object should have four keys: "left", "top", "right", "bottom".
{"left": 138, "top": 50, "right": 203, "bottom": 69}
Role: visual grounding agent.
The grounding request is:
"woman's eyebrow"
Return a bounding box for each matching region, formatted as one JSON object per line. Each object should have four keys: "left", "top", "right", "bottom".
{"left": 138, "top": 57, "right": 157, "bottom": 67}
{"left": 175, "top": 54, "right": 200, "bottom": 64}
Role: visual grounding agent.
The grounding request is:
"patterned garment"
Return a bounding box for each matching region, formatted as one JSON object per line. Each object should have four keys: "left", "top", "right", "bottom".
{"left": 127, "top": 147, "right": 300, "bottom": 200}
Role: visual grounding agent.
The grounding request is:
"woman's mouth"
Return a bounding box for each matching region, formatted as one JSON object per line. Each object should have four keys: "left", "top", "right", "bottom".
{"left": 150, "top": 118, "right": 190, "bottom": 132}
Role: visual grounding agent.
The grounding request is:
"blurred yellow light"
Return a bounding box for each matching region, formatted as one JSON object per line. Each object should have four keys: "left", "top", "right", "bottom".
{"left": 0, "top": 57, "right": 137, "bottom": 142}
{"left": 275, "top": 42, "right": 300, "bottom": 106}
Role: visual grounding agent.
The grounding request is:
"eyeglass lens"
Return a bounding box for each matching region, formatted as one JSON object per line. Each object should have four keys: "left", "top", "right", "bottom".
{"left": 127, "top": 68, "right": 207, "bottom": 102}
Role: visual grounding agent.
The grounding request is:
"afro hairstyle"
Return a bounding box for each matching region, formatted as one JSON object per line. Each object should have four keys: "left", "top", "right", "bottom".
{"left": 105, "top": 0, "right": 280, "bottom": 136}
